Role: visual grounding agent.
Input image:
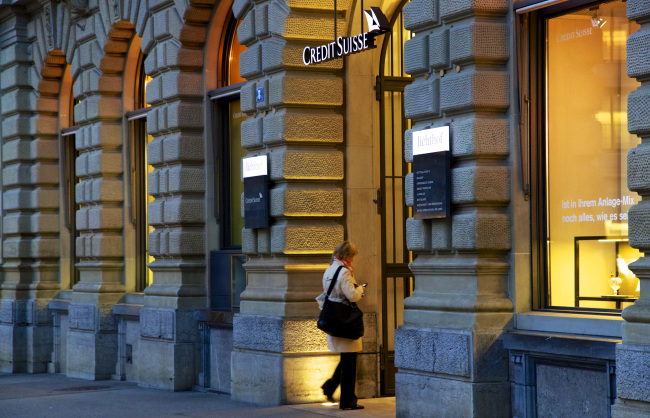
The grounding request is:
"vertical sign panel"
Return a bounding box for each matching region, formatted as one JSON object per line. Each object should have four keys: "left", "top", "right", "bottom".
{"left": 412, "top": 126, "right": 450, "bottom": 219}
{"left": 242, "top": 155, "right": 269, "bottom": 229}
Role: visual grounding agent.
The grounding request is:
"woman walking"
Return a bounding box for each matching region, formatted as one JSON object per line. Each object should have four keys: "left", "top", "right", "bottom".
{"left": 320, "top": 241, "right": 366, "bottom": 410}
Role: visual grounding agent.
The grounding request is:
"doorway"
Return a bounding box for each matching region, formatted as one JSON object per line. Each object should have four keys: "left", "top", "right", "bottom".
{"left": 375, "top": 0, "right": 412, "bottom": 396}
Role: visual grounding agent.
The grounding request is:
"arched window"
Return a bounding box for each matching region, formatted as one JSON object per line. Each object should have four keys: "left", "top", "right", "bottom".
{"left": 60, "top": 66, "right": 79, "bottom": 289}
{"left": 208, "top": 13, "right": 248, "bottom": 311}
{"left": 127, "top": 53, "right": 153, "bottom": 292}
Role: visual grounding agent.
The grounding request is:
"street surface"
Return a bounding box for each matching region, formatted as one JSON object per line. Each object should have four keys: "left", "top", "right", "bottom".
{"left": 0, "top": 373, "right": 395, "bottom": 417}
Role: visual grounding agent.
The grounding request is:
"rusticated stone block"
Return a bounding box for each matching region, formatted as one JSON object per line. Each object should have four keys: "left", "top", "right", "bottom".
{"left": 440, "top": 71, "right": 509, "bottom": 114}
{"left": 89, "top": 122, "right": 123, "bottom": 150}
{"left": 140, "top": 308, "right": 175, "bottom": 340}
{"left": 242, "top": 228, "right": 258, "bottom": 254}
{"left": 3, "top": 189, "right": 58, "bottom": 210}
{"left": 160, "top": 71, "right": 204, "bottom": 100}
{"left": 405, "top": 173, "right": 414, "bottom": 207}
{"left": 452, "top": 212, "right": 510, "bottom": 251}
{"left": 269, "top": 184, "right": 343, "bottom": 217}
{"left": 431, "top": 218, "right": 452, "bottom": 251}
{"left": 255, "top": 3, "right": 270, "bottom": 38}
{"left": 629, "top": 204, "right": 650, "bottom": 251}
{"left": 627, "top": 30, "right": 650, "bottom": 79}
{"left": 238, "top": 8, "right": 256, "bottom": 46}
{"left": 161, "top": 133, "right": 205, "bottom": 162}
{"left": 3, "top": 213, "right": 59, "bottom": 234}
{"left": 451, "top": 166, "right": 510, "bottom": 204}
{"left": 233, "top": 0, "right": 253, "bottom": 20}
{"left": 69, "top": 303, "right": 96, "bottom": 331}
{"left": 162, "top": 197, "right": 204, "bottom": 224}
{"left": 628, "top": 0, "right": 650, "bottom": 22}
{"left": 76, "top": 207, "right": 89, "bottom": 230}
{"left": 90, "top": 178, "right": 123, "bottom": 203}
{"left": 429, "top": 29, "right": 450, "bottom": 71}
{"left": 403, "top": 0, "right": 439, "bottom": 31}
{"left": 242, "top": 117, "right": 264, "bottom": 149}
{"left": 168, "top": 229, "right": 204, "bottom": 255}
{"left": 270, "top": 220, "right": 343, "bottom": 254}
{"left": 87, "top": 150, "right": 123, "bottom": 176}
{"left": 269, "top": 72, "right": 342, "bottom": 107}
{"left": 240, "top": 81, "right": 257, "bottom": 114}
{"left": 166, "top": 101, "right": 203, "bottom": 130}
{"left": 91, "top": 234, "right": 124, "bottom": 257}
{"left": 263, "top": 109, "right": 343, "bottom": 145}
{"left": 269, "top": 148, "right": 343, "bottom": 180}
{"left": 240, "top": 43, "right": 262, "bottom": 79}
{"left": 166, "top": 166, "right": 205, "bottom": 193}
{"left": 87, "top": 206, "right": 123, "bottom": 230}
{"left": 628, "top": 86, "right": 650, "bottom": 136}
{"left": 283, "top": 10, "right": 344, "bottom": 42}
{"left": 234, "top": 315, "right": 328, "bottom": 353}
{"left": 616, "top": 344, "right": 650, "bottom": 402}
{"left": 406, "top": 218, "right": 431, "bottom": 251}
{"left": 404, "top": 77, "right": 440, "bottom": 120}
{"left": 85, "top": 96, "right": 122, "bottom": 120}
{"left": 257, "top": 228, "right": 271, "bottom": 254}
{"left": 0, "top": 65, "right": 30, "bottom": 90}
{"left": 628, "top": 145, "right": 650, "bottom": 194}
{"left": 404, "top": 34, "right": 429, "bottom": 75}
{"left": 450, "top": 22, "right": 509, "bottom": 65}
{"left": 440, "top": 0, "right": 508, "bottom": 22}
{"left": 451, "top": 116, "right": 509, "bottom": 158}
{"left": 148, "top": 200, "right": 163, "bottom": 225}
{"left": 395, "top": 326, "right": 470, "bottom": 376}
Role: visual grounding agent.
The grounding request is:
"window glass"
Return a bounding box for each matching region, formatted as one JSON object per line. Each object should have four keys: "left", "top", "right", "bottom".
{"left": 546, "top": 0, "right": 641, "bottom": 309}
{"left": 228, "top": 99, "right": 247, "bottom": 246}
{"left": 229, "top": 21, "right": 246, "bottom": 86}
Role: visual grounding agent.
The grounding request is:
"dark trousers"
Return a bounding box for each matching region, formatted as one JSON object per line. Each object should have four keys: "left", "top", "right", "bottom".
{"left": 322, "top": 352, "right": 358, "bottom": 407}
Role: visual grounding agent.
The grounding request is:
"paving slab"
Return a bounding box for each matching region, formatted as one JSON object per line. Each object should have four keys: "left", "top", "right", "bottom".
{"left": 0, "top": 373, "right": 396, "bottom": 418}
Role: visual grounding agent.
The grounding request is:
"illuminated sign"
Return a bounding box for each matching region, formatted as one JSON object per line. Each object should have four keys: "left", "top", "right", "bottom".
{"left": 302, "top": 7, "right": 390, "bottom": 66}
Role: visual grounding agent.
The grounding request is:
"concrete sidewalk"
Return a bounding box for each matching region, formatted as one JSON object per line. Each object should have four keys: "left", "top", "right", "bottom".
{"left": 0, "top": 373, "right": 395, "bottom": 418}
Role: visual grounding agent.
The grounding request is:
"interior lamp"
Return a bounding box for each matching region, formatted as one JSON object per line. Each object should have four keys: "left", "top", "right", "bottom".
{"left": 591, "top": 7, "right": 607, "bottom": 28}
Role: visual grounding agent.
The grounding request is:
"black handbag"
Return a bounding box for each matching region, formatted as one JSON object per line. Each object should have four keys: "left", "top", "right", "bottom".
{"left": 317, "top": 266, "right": 364, "bottom": 340}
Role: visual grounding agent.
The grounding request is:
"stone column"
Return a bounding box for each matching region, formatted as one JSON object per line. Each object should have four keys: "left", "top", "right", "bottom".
{"left": 0, "top": 6, "right": 62, "bottom": 373}
{"left": 136, "top": 0, "right": 216, "bottom": 391}
{"left": 395, "top": 1, "right": 512, "bottom": 417}
{"left": 612, "top": 1, "right": 650, "bottom": 416}
{"left": 230, "top": 0, "right": 348, "bottom": 405}
{"left": 65, "top": 6, "right": 132, "bottom": 379}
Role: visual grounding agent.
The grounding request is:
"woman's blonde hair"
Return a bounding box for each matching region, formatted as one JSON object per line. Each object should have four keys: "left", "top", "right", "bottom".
{"left": 333, "top": 241, "right": 358, "bottom": 260}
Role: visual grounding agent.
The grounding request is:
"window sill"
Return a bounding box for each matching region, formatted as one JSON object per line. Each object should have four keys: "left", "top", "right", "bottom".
{"left": 516, "top": 311, "right": 624, "bottom": 339}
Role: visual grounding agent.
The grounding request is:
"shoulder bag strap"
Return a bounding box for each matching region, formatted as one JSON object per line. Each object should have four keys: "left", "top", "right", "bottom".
{"left": 325, "top": 266, "right": 345, "bottom": 298}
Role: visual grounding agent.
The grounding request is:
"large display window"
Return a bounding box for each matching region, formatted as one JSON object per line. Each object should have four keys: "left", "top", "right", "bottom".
{"left": 544, "top": 0, "right": 640, "bottom": 310}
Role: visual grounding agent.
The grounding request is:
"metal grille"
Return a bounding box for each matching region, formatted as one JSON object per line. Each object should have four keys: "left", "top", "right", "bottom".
{"left": 376, "top": 0, "right": 412, "bottom": 396}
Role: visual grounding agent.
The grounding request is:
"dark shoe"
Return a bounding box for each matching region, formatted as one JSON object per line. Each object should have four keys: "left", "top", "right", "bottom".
{"left": 340, "top": 404, "right": 364, "bottom": 410}
{"left": 321, "top": 381, "right": 335, "bottom": 403}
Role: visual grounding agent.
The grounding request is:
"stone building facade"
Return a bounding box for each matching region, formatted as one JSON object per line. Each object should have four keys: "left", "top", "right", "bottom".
{"left": 0, "top": 0, "right": 649, "bottom": 417}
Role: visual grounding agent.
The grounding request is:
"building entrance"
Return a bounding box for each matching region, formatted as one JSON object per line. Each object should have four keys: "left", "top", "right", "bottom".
{"left": 375, "top": 0, "right": 412, "bottom": 396}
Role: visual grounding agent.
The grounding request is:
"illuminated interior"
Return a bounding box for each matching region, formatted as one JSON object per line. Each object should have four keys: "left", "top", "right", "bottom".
{"left": 546, "top": 0, "right": 641, "bottom": 309}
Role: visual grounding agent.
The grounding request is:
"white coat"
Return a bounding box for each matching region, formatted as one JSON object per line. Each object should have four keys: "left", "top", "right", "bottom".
{"left": 321, "top": 259, "right": 364, "bottom": 353}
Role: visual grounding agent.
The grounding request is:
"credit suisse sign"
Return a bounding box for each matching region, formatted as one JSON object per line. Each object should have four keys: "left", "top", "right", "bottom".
{"left": 303, "top": 7, "right": 390, "bottom": 66}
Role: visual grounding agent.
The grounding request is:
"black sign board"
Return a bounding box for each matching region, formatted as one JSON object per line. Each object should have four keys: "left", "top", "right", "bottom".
{"left": 243, "top": 155, "right": 269, "bottom": 229}
{"left": 412, "top": 127, "right": 451, "bottom": 219}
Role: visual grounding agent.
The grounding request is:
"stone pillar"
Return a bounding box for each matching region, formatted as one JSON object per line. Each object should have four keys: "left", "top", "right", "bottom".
{"left": 395, "top": 1, "right": 512, "bottom": 417}
{"left": 65, "top": 5, "right": 134, "bottom": 379}
{"left": 230, "top": 0, "right": 348, "bottom": 405}
{"left": 136, "top": 0, "right": 215, "bottom": 391}
{"left": 0, "top": 6, "right": 62, "bottom": 373}
{"left": 612, "top": 2, "right": 650, "bottom": 416}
